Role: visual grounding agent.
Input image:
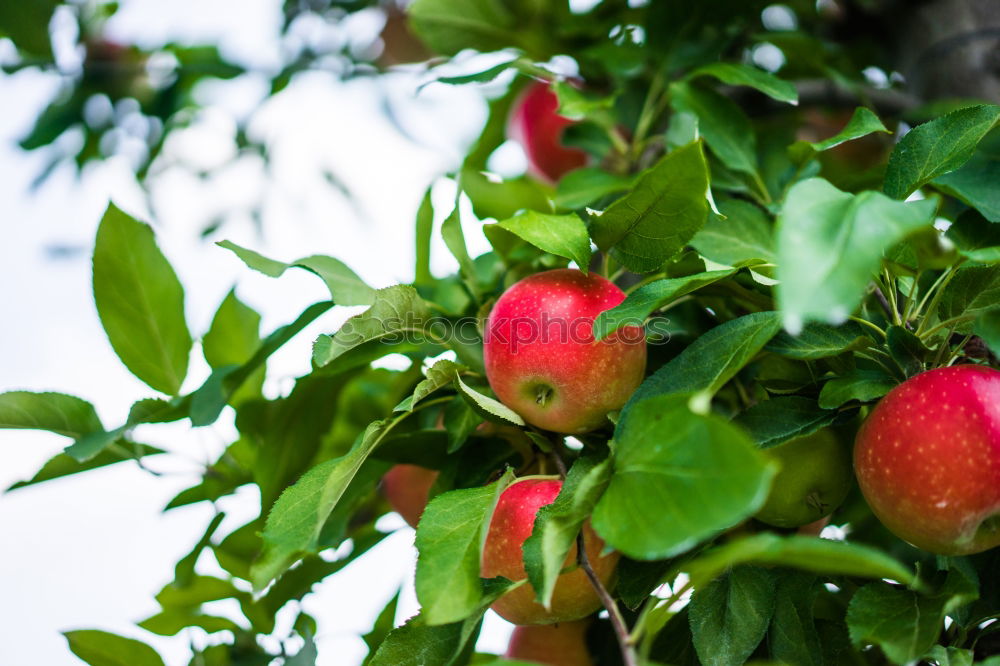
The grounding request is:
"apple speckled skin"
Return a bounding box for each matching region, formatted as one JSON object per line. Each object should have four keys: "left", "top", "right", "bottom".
{"left": 482, "top": 478, "right": 619, "bottom": 625}
{"left": 508, "top": 81, "right": 588, "bottom": 183}
{"left": 854, "top": 365, "right": 1000, "bottom": 555}
{"left": 381, "top": 464, "right": 438, "bottom": 528}
{"left": 506, "top": 619, "right": 594, "bottom": 665}
{"left": 484, "top": 269, "right": 646, "bottom": 434}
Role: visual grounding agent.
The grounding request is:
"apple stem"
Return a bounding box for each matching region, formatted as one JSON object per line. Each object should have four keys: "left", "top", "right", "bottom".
{"left": 576, "top": 531, "right": 638, "bottom": 666}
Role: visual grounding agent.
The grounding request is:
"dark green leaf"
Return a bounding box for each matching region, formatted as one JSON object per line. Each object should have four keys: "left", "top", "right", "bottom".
{"left": 734, "top": 396, "right": 836, "bottom": 449}
{"left": 362, "top": 590, "right": 401, "bottom": 665}
{"left": 0, "top": 0, "right": 58, "bottom": 57}
{"left": 685, "top": 534, "right": 915, "bottom": 590}
{"left": 847, "top": 570, "right": 978, "bottom": 664}
{"left": 935, "top": 155, "right": 1000, "bottom": 223}
{"left": 593, "top": 395, "right": 776, "bottom": 560}
{"left": 493, "top": 211, "right": 592, "bottom": 271}
{"left": 689, "top": 566, "right": 776, "bottom": 666}
{"left": 690, "top": 198, "right": 775, "bottom": 266}
{"left": 441, "top": 202, "right": 480, "bottom": 297}
{"left": 620, "top": 311, "right": 782, "bottom": 427}
{"left": 555, "top": 168, "right": 634, "bottom": 209}
{"left": 886, "top": 325, "right": 927, "bottom": 377}
{"left": 767, "top": 571, "right": 824, "bottom": 666}
{"left": 415, "top": 187, "right": 434, "bottom": 285}
{"left": 776, "top": 178, "right": 936, "bottom": 332}
{"left": 588, "top": 141, "right": 710, "bottom": 273}
{"left": 218, "top": 240, "right": 375, "bottom": 306}
{"left": 64, "top": 630, "right": 165, "bottom": 666}
{"left": 925, "top": 646, "right": 975, "bottom": 666}
{"left": 523, "top": 452, "right": 612, "bottom": 607}
{"left": 7, "top": 442, "right": 165, "bottom": 491}
{"left": 670, "top": 82, "right": 757, "bottom": 178}
{"left": 884, "top": 104, "right": 1000, "bottom": 199}
{"left": 415, "top": 471, "right": 513, "bottom": 624}
{"left": 766, "top": 322, "right": 869, "bottom": 360}
{"left": 818, "top": 369, "right": 897, "bottom": 409}
{"left": 689, "top": 62, "right": 797, "bottom": 104}
{"left": 938, "top": 265, "right": 1000, "bottom": 324}
{"left": 93, "top": 203, "right": 192, "bottom": 395}
{"left": 593, "top": 269, "right": 735, "bottom": 341}
{"left": 975, "top": 308, "right": 1000, "bottom": 356}
{"left": 946, "top": 210, "right": 1000, "bottom": 264}
{"left": 0, "top": 391, "right": 102, "bottom": 438}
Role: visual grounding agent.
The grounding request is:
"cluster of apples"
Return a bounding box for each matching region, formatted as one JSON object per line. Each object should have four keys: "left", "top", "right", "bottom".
{"left": 379, "top": 80, "right": 1000, "bottom": 663}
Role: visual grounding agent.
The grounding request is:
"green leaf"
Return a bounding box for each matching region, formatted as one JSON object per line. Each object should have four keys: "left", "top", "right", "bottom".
{"left": 492, "top": 211, "right": 592, "bottom": 271}
{"left": 454, "top": 375, "right": 525, "bottom": 426}
{"left": 441, "top": 202, "right": 480, "bottom": 297}
{"left": 313, "top": 286, "right": 433, "bottom": 367}
{"left": 0, "top": 0, "right": 58, "bottom": 57}
{"left": 620, "top": 311, "right": 782, "bottom": 426}
{"left": 415, "top": 471, "right": 514, "bottom": 625}
{"left": 925, "top": 646, "right": 975, "bottom": 666}
{"left": 555, "top": 168, "right": 634, "bottom": 209}
{"left": 734, "top": 397, "right": 836, "bottom": 449}
{"left": 432, "top": 58, "right": 519, "bottom": 86}
{"left": 946, "top": 210, "right": 1000, "bottom": 263}
{"left": 588, "top": 140, "right": 710, "bottom": 273}
{"left": 685, "top": 533, "right": 916, "bottom": 590}
{"left": 847, "top": 570, "right": 978, "bottom": 664}
{"left": 523, "top": 453, "right": 612, "bottom": 608}
{"left": 362, "top": 589, "right": 401, "bottom": 664}
{"left": 7, "top": 443, "right": 165, "bottom": 491}
{"left": 593, "top": 394, "right": 776, "bottom": 560}
{"left": 938, "top": 265, "right": 1000, "bottom": 324}
{"left": 690, "top": 198, "right": 775, "bottom": 266}
{"left": 689, "top": 566, "right": 776, "bottom": 666}
{"left": 791, "top": 107, "right": 889, "bottom": 159}
{"left": 766, "top": 322, "right": 869, "bottom": 360}
{"left": 93, "top": 203, "right": 192, "bottom": 395}
{"left": 218, "top": 240, "right": 375, "bottom": 306}
{"left": 689, "top": 62, "right": 797, "bottom": 104}
{"left": 670, "top": 82, "right": 757, "bottom": 178}
{"left": 776, "top": 178, "right": 936, "bottom": 332}
{"left": 767, "top": 571, "right": 824, "bottom": 666}
{"left": 251, "top": 418, "right": 397, "bottom": 589}
{"left": 396, "top": 359, "right": 464, "bottom": 412}
{"left": 63, "top": 630, "right": 165, "bottom": 666}
{"left": 0, "top": 391, "right": 103, "bottom": 438}
{"left": 203, "top": 289, "right": 261, "bottom": 369}
{"left": 818, "top": 369, "right": 897, "bottom": 409}
{"left": 934, "top": 153, "right": 1000, "bottom": 223}
{"left": 975, "top": 308, "right": 1000, "bottom": 356}
{"left": 883, "top": 104, "right": 1000, "bottom": 199}
{"left": 407, "top": 0, "right": 517, "bottom": 56}
{"left": 415, "top": 187, "right": 434, "bottom": 285}
{"left": 886, "top": 325, "right": 927, "bottom": 377}
{"left": 593, "top": 269, "right": 735, "bottom": 341}
{"left": 138, "top": 609, "right": 241, "bottom": 636}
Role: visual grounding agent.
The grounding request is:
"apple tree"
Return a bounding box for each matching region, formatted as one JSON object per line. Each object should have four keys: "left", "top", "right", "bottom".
{"left": 3, "top": 1, "right": 1000, "bottom": 665}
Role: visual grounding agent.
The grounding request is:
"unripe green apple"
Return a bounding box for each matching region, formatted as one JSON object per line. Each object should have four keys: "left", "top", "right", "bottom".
{"left": 484, "top": 269, "right": 646, "bottom": 434}
{"left": 508, "top": 81, "right": 588, "bottom": 183}
{"left": 855, "top": 365, "right": 1000, "bottom": 555}
{"left": 482, "top": 478, "right": 619, "bottom": 625}
{"left": 505, "top": 618, "right": 594, "bottom": 665}
{"left": 755, "top": 429, "right": 852, "bottom": 528}
{"left": 381, "top": 464, "right": 438, "bottom": 528}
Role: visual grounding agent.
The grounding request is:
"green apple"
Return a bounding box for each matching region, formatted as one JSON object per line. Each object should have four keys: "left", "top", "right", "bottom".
{"left": 755, "top": 429, "right": 852, "bottom": 528}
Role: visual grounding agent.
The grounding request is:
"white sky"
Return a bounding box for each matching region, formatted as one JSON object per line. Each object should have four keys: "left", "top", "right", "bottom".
{"left": 0, "top": 1, "right": 517, "bottom": 663}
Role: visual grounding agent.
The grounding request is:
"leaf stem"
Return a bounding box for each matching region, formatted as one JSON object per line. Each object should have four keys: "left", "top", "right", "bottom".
{"left": 848, "top": 315, "right": 887, "bottom": 339}
{"left": 880, "top": 269, "right": 901, "bottom": 325}
{"left": 912, "top": 262, "right": 965, "bottom": 335}
{"left": 576, "top": 531, "right": 637, "bottom": 666}
{"left": 899, "top": 270, "right": 922, "bottom": 326}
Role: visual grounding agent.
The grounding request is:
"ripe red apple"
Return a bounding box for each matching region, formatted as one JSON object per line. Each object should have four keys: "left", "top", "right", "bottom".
{"left": 508, "top": 81, "right": 588, "bottom": 183}
{"left": 481, "top": 477, "right": 619, "bottom": 625}
{"left": 506, "top": 618, "right": 594, "bottom": 665}
{"left": 754, "top": 429, "right": 852, "bottom": 528}
{"left": 484, "top": 269, "right": 646, "bottom": 434}
{"left": 854, "top": 365, "right": 1000, "bottom": 555}
{"left": 381, "top": 464, "right": 438, "bottom": 528}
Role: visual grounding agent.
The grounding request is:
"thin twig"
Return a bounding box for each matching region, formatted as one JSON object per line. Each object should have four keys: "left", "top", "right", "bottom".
{"left": 577, "top": 531, "right": 638, "bottom": 666}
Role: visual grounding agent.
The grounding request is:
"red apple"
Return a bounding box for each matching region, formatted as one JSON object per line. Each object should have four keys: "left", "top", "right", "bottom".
{"left": 854, "top": 365, "right": 1000, "bottom": 555}
{"left": 506, "top": 618, "right": 594, "bottom": 665}
{"left": 381, "top": 464, "right": 438, "bottom": 528}
{"left": 508, "top": 81, "right": 588, "bottom": 183}
{"left": 481, "top": 477, "right": 619, "bottom": 625}
{"left": 483, "top": 269, "right": 646, "bottom": 434}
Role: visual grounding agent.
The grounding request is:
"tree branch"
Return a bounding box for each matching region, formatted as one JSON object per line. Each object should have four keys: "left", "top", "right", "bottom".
{"left": 577, "top": 531, "right": 637, "bottom": 666}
